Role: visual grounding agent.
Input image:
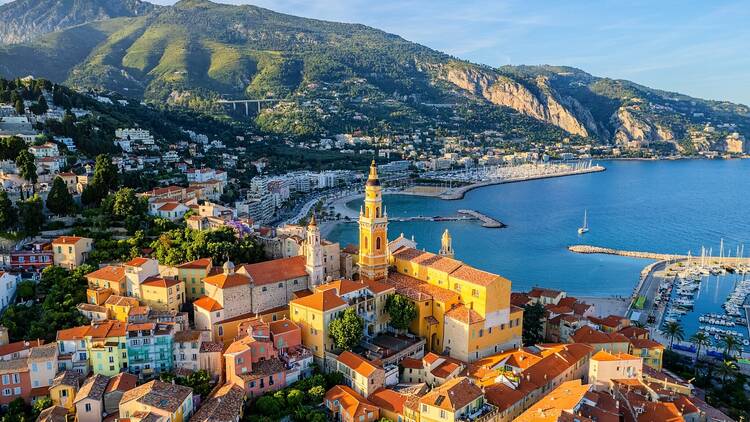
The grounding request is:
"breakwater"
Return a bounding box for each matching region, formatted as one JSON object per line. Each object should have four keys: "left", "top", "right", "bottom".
{"left": 568, "top": 245, "right": 685, "bottom": 260}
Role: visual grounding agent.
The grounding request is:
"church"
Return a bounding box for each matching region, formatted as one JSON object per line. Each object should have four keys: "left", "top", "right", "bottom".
{"left": 291, "top": 161, "right": 523, "bottom": 364}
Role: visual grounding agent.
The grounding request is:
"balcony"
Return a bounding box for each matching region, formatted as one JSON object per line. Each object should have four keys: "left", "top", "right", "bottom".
{"left": 458, "top": 403, "right": 498, "bottom": 422}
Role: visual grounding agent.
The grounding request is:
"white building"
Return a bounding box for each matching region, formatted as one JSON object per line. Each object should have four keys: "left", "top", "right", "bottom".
{"left": 0, "top": 272, "right": 18, "bottom": 310}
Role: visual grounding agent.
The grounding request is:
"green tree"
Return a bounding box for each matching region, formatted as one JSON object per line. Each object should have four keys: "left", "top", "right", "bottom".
{"left": 717, "top": 359, "right": 739, "bottom": 384}
{"left": 0, "top": 136, "right": 26, "bottom": 161}
{"left": 29, "top": 95, "right": 48, "bottom": 115}
{"left": 329, "top": 307, "right": 364, "bottom": 351}
{"left": 46, "top": 176, "right": 75, "bottom": 215}
{"left": 307, "top": 385, "right": 325, "bottom": 403}
{"left": 14, "top": 98, "right": 23, "bottom": 115}
{"left": 385, "top": 293, "right": 417, "bottom": 332}
{"left": 15, "top": 280, "right": 35, "bottom": 301}
{"left": 690, "top": 331, "right": 710, "bottom": 361}
{"left": 17, "top": 194, "right": 44, "bottom": 236}
{"left": 663, "top": 321, "right": 684, "bottom": 349}
{"left": 0, "top": 189, "right": 16, "bottom": 231}
{"left": 286, "top": 389, "right": 305, "bottom": 408}
{"left": 719, "top": 335, "right": 741, "bottom": 357}
{"left": 92, "top": 154, "right": 119, "bottom": 192}
{"left": 254, "top": 395, "right": 282, "bottom": 418}
{"left": 15, "top": 149, "right": 37, "bottom": 186}
{"left": 175, "top": 369, "right": 212, "bottom": 397}
{"left": 103, "top": 187, "right": 147, "bottom": 219}
{"left": 522, "top": 301, "right": 545, "bottom": 346}
{"left": 32, "top": 396, "right": 53, "bottom": 418}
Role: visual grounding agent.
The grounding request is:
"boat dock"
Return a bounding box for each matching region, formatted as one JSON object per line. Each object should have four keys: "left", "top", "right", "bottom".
{"left": 457, "top": 209, "right": 505, "bottom": 228}
{"left": 568, "top": 245, "right": 685, "bottom": 260}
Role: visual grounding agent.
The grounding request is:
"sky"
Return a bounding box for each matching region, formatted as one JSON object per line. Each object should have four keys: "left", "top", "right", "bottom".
{"left": 4, "top": 0, "right": 749, "bottom": 105}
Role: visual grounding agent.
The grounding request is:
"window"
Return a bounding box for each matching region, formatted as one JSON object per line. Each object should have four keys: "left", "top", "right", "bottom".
{"left": 1, "top": 375, "right": 7, "bottom": 385}
{"left": 278, "top": 283, "right": 283, "bottom": 288}
{"left": 440, "top": 410, "right": 446, "bottom": 418}
{"left": 85, "top": 403, "right": 92, "bottom": 412}
{"left": 218, "top": 326, "right": 224, "bottom": 336}
{"left": 2, "top": 389, "right": 10, "bottom": 396}
{"left": 12, "top": 374, "right": 19, "bottom": 384}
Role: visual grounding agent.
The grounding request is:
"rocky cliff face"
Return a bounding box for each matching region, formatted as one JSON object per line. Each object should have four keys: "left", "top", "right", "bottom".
{"left": 438, "top": 63, "right": 595, "bottom": 137}
{"left": 612, "top": 107, "right": 674, "bottom": 145}
{"left": 0, "top": 0, "right": 155, "bottom": 44}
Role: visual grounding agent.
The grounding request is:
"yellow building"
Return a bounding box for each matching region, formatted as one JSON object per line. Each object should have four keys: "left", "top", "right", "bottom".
{"left": 104, "top": 295, "right": 140, "bottom": 322}
{"left": 139, "top": 276, "right": 185, "bottom": 313}
{"left": 119, "top": 380, "right": 194, "bottom": 422}
{"left": 50, "top": 371, "right": 85, "bottom": 412}
{"left": 629, "top": 338, "right": 665, "bottom": 371}
{"left": 358, "top": 161, "right": 389, "bottom": 281}
{"left": 52, "top": 236, "right": 93, "bottom": 269}
{"left": 418, "top": 377, "right": 490, "bottom": 422}
{"left": 85, "top": 320, "right": 128, "bottom": 376}
{"left": 177, "top": 258, "right": 213, "bottom": 301}
{"left": 85, "top": 265, "right": 126, "bottom": 296}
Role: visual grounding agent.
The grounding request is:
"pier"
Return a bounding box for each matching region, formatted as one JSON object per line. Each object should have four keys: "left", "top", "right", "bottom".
{"left": 457, "top": 209, "right": 505, "bottom": 228}
{"left": 568, "top": 245, "right": 685, "bottom": 260}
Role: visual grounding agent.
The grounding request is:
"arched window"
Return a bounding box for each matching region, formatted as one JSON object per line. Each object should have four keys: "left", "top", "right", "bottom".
{"left": 376, "top": 237, "right": 381, "bottom": 250}
{"left": 376, "top": 207, "right": 380, "bottom": 217}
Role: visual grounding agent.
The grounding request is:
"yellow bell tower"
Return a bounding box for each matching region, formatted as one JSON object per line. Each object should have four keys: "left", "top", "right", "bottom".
{"left": 359, "top": 160, "right": 389, "bottom": 280}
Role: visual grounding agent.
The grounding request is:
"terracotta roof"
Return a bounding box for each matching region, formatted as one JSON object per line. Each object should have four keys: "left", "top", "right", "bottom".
{"left": 514, "top": 379, "right": 591, "bottom": 422}
{"left": 0, "top": 358, "right": 29, "bottom": 374}
{"left": 237, "top": 256, "right": 307, "bottom": 285}
{"left": 106, "top": 372, "right": 138, "bottom": 393}
{"left": 510, "top": 292, "right": 531, "bottom": 307}
{"left": 87, "top": 320, "right": 127, "bottom": 339}
{"left": 337, "top": 351, "right": 380, "bottom": 378}
{"left": 362, "top": 278, "right": 394, "bottom": 294}
{"left": 419, "top": 377, "right": 481, "bottom": 411}
{"left": 571, "top": 326, "right": 630, "bottom": 345}
{"left": 105, "top": 295, "right": 140, "bottom": 307}
{"left": 28, "top": 343, "right": 58, "bottom": 361}
{"left": 86, "top": 266, "right": 125, "bottom": 282}
{"left": 200, "top": 342, "right": 224, "bottom": 353}
{"left": 173, "top": 330, "right": 206, "bottom": 343}
{"left": 141, "top": 276, "right": 181, "bottom": 288}
{"left": 590, "top": 315, "right": 628, "bottom": 329}
{"left": 384, "top": 272, "right": 460, "bottom": 303}
{"left": 191, "top": 384, "right": 245, "bottom": 422}
{"left": 0, "top": 339, "right": 43, "bottom": 357}
{"left": 484, "top": 382, "right": 527, "bottom": 411}
{"left": 51, "top": 371, "right": 85, "bottom": 388}
{"left": 431, "top": 360, "right": 462, "bottom": 379}
{"left": 444, "top": 304, "right": 484, "bottom": 325}
{"left": 203, "top": 272, "right": 251, "bottom": 289}
{"left": 591, "top": 350, "right": 640, "bottom": 362}
{"left": 124, "top": 257, "right": 150, "bottom": 267}
{"left": 528, "top": 287, "right": 564, "bottom": 299}
{"left": 368, "top": 388, "right": 407, "bottom": 415}
{"left": 637, "top": 401, "right": 684, "bottom": 422}
{"left": 316, "top": 279, "right": 367, "bottom": 296}
{"left": 630, "top": 338, "right": 665, "bottom": 350}
{"left": 74, "top": 374, "right": 110, "bottom": 403}
{"left": 57, "top": 325, "right": 91, "bottom": 341}
{"left": 77, "top": 303, "right": 108, "bottom": 314}
{"left": 193, "top": 296, "right": 224, "bottom": 312}
{"left": 177, "top": 258, "right": 212, "bottom": 269}
{"left": 52, "top": 236, "right": 85, "bottom": 245}
{"left": 120, "top": 380, "right": 192, "bottom": 413}
{"left": 290, "top": 289, "right": 347, "bottom": 312}
{"left": 400, "top": 357, "right": 424, "bottom": 370}
{"left": 449, "top": 265, "right": 501, "bottom": 286}
{"left": 618, "top": 326, "right": 649, "bottom": 339}
{"left": 157, "top": 202, "right": 182, "bottom": 211}
{"left": 325, "top": 385, "right": 378, "bottom": 419}
{"left": 268, "top": 319, "right": 299, "bottom": 336}
{"left": 37, "top": 406, "right": 69, "bottom": 422}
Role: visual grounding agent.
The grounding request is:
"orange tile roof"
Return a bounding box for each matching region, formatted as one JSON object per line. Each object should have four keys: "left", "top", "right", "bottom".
{"left": 591, "top": 350, "right": 640, "bottom": 362}
{"left": 105, "top": 295, "right": 140, "bottom": 307}
{"left": 57, "top": 325, "right": 91, "bottom": 341}
{"left": 325, "top": 385, "right": 378, "bottom": 420}
{"left": 337, "top": 351, "right": 380, "bottom": 378}
{"left": 203, "top": 272, "right": 251, "bottom": 289}
{"left": 237, "top": 256, "right": 307, "bottom": 285}
{"left": 177, "top": 258, "right": 212, "bottom": 269}
{"left": 637, "top": 401, "right": 684, "bottom": 422}
{"left": 431, "top": 360, "right": 461, "bottom": 379}
{"left": 52, "top": 236, "right": 85, "bottom": 245}
{"left": 87, "top": 321, "right": 127, "bottom": 339}
{"left": 290, "top": 289, "right": 347, "bottom": 313}
{"left": 106, "top": 372, "right": 138, "bottom": 393}
{"left": 193, "top": 296, "right": 223, "bottom": 312}
{"left": 141, "top": 276, "right": 181, "bottom": 288}
{"left": 419, "top": 377, "right": 482, "bottom": 412}
{"left": 316, "top": 279, "right": 367, "bottom": 296}
{"left": 384, "top": 272, "right": 460, "bottom": 303}
{"left": 629, "top": 338, "right": 665, "bottom": 350}
{"left": 368, "top": 388, "right": 407, "bottom": 414}
{"left": 362, "top": 278, "right": 395, "bottom": 294}
{"left": 400, "top": 357, "right": 423, "bottom": 370}
{"left": 86, "top": 266, "right": 125, "bottom": 282}
{"left": 444, "top": 304, "right": 485, "bottom": 325}
{"left": 514, "top": 379, "right": 591, "bottom": 422}
{"left": 571, "top": 326, "right": 630, "bottom": 345}
{"left": 484, "top": 382, "right": 527, "bottom": 411}
{"left": 449, "top": 265, "right": 500, "bottom": 286}
{"left": 0, "top": 339, "right": 44, "bottom": 357}
{"left": 618, "top": 326, "right": 649, "bottom": 339}
{"left": 268, "top": 319, "right": 299, "bottom": 336}
{"left": 422, "top": 352, "right": 442, "bottom": 366}
{"left": 125, "top": 257, "right": 150, "bottom": 267}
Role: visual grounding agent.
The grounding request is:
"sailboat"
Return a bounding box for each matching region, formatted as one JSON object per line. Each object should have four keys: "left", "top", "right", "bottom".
{"left": 578, "top": 210, "right": 589, "bottom": 234}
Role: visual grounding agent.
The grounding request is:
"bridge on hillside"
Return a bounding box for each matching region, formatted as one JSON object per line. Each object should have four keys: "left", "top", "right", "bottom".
{"left": 216, "top": 98, "right": 284, "bottom": 115}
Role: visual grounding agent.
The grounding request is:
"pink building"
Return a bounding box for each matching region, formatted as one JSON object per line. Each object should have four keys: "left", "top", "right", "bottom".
{"left": 224, "top": 318, "right": 312, "bottom": 397}
{"left": 0, "top": 359, "right": 32, "bottom": 405}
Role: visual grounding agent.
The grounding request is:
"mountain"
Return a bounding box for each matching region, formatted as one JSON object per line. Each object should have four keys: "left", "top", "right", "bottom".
{"left": 0, "top": 0, "right": 156, "bottom": 44}
{"left": 0, "top": 0, "right": 748, "bottom": 146}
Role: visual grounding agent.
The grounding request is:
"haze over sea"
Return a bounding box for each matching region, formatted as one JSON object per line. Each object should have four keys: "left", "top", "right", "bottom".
{"left": 327, "top": 159, "right": 750, "bottom": 296}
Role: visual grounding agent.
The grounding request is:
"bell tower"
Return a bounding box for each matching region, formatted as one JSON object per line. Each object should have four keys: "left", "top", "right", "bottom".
{"left": 358, "top": 161, "right": 389, "bottom": 280}
{"left": 439, "top": 229, "right": 454, "bottom": 258}
{"left": 305, "top": 214, "right": 325, "bottom": 286}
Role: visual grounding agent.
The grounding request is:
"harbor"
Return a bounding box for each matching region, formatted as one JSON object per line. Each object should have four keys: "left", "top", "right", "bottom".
{"left": 572, "top": 243, "right": 750, "bottom": 356}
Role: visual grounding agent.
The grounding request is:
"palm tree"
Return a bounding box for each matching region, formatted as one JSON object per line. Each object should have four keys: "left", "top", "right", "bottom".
{"left": 717, "top": 359, "right": 739, "bottom": 385}
{"left": 690, "top": 331, "right": 711, "bottom": 361}
{"left": 632, "top": 321, "right": 646, "bottom": 328}
{"left": 719, "top": 334, "right": 741, "bottom": 357}
{"left": 663, "top": 321, "right": 684, "bottom": 349}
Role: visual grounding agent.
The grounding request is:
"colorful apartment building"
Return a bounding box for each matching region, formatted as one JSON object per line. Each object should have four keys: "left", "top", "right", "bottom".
{"left": 417, "top": 377, "right": 495, "bottom": 422}
{"left": 588, "top": 350, "right": 642, "bottom": 391}
{"left": 177, "top": 258, "right": 213, "bottom": 301}
{"left": 85, "top": 266, "right": 127, "bottom": 296}
{"left": 571, "top": 326, "right": 631, "bottom": 354}
{"left": 126, "top": 322, "right": 175, "bottom": 379}
{"left": 49, "top": 371, "right": 85, "bottom": 412}
{"left": 86, "top": 320, "right": 128, "bottom": 376}
{"left": 51, "top": 236, "right": 92, "bottom": 269}
{"left": 104, "top": 295, "right": 140, "bottom": 322}
{"left": 334, "top": 351, "right": 385, "bottom": 397}
{"left": 139, "top": 276, "right": 185, "bottom": 313}
{"left": 325, "top": 385, "right": 380, "bottom": 422}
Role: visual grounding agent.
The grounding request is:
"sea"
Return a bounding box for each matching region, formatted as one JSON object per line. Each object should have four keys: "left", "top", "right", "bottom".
{"left": 326, "top": 159, "right": 750, "bottom": 297}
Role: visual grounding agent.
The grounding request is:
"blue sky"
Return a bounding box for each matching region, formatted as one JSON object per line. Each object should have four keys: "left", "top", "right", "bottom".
{"left": 5, "top": 0, "right": 749, "bottom": 105}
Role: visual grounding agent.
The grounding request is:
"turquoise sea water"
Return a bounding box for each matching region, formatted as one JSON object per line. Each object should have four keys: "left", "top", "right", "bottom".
{"left": 327, "top": 159, "right": 750, "bottom": 296}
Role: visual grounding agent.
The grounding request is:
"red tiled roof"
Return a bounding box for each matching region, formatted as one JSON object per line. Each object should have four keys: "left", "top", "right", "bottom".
{"left": 194, "top": 296, "right": 223, "bottom": 312}
{"left": 177, "top": 258, "right": 212, "bottom": 269}
{"left": 237, "top": 256, "right": 307, "bottom": 285}
{"left": 290, "top": 289, "right": 347, "bottom": 313}
{"left": 85, "top": 266, "right": 125, "bottom": 282}
{"left": 141, "top": 276, "right": 181, "bottom": 288}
